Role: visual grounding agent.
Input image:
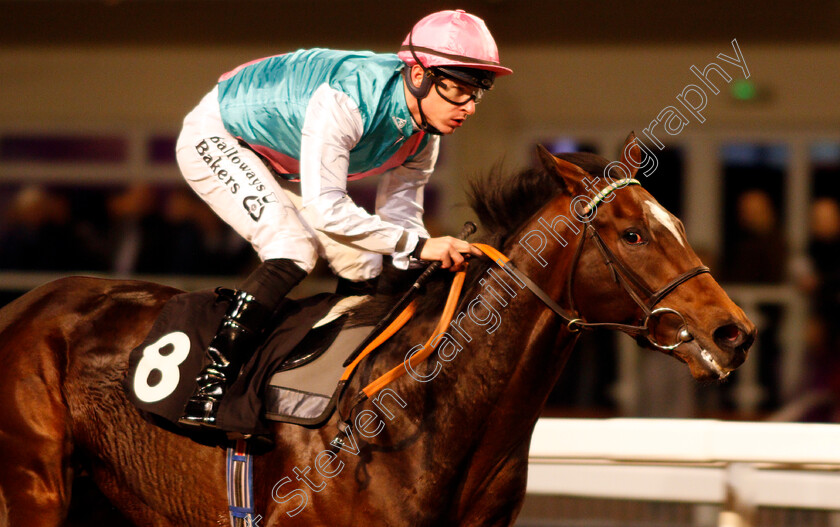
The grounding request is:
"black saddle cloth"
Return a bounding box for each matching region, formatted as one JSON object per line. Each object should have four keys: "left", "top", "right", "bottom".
{"left": 123, "top": 289, "right": 347, "bottom": 438}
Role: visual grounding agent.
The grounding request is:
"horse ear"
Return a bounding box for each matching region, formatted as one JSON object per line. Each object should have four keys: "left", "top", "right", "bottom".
{"left": 535, "top": 144, "right": 585, "bottom": 195}
{"left": 619, "top": 131, "right": 641, "bottom": 179}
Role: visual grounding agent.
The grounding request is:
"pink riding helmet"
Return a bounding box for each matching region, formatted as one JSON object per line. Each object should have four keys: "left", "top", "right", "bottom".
{"left": 398, "top": 9, "right": 513, "bottom": 78}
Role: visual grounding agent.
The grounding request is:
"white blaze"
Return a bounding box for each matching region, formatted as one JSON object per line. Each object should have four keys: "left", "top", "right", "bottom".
{"left": 644, "top": 200, "right": 686, "bottom": 248}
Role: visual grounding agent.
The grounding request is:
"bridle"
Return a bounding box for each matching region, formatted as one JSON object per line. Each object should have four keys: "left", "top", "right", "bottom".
{"left": 328, "top": 177, "right": 710, "bottom": 450}
{"left": 481, "top": 178, "right": 710, "bottom": 351}
{"left": 329, "top": 177, "right": 708, "bottom": 447}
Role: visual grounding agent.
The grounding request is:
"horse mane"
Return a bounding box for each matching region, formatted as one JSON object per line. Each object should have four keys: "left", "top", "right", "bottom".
{"left": 467, "top": 152, "right": 613, "bottom": 247}
{"left": 346, "top": 151, "right": 613, "bottom": 326}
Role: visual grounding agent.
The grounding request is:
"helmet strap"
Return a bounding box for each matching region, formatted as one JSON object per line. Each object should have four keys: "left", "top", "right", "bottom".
{"left": 415, "top": 96, "right": 443, "bottom": 136}
{"left": 402, "top": 66, "right": 442, "bottom": 135}
{"left": 402, "top": 30, "right": 443, "bottom": 135}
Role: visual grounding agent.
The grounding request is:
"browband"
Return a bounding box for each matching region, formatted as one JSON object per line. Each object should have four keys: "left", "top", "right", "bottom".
{"left": 582, "top": 178, "right": 640, "bottom": 215}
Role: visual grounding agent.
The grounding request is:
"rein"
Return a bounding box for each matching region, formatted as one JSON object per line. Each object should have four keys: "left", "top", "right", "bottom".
{"left": 330, "top": 269, "right": 467, "bottom": 450}
{"left": 330, "top": 178, "right": 709, "bottom": 446}
{"left": 336, "top": 269, "right": 467, "bottom": 410}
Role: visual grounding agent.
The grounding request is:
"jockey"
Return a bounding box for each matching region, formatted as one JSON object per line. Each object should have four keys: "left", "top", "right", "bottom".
{"left": 176, "top": 9, "right": 512, "bottom": 429}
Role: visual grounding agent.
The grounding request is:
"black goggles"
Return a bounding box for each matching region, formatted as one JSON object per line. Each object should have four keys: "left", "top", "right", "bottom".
{"left": 429, "top": 72, "right": 486, "bottom": 105}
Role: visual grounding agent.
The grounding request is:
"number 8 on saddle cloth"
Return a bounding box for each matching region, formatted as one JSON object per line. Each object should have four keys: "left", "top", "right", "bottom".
{"left": 124, "top": 289, "right": 373, "bottom": 440}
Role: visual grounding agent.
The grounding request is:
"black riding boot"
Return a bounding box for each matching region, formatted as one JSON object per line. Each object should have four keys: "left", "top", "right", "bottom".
{"left": 178, "top": 290, "right": 273, "bottom": 428}
{"left": 179, "top": 258, "right": 306, "bottom": 429}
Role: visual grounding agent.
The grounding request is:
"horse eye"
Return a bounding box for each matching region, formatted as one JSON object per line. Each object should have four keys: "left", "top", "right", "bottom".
{"left": 622, "top": 230, "right": 645, "bottom": 245}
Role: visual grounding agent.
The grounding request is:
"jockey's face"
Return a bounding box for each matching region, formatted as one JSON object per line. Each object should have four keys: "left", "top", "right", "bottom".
{"left": 405, "top": 64, "right": 477, "bottom": 135}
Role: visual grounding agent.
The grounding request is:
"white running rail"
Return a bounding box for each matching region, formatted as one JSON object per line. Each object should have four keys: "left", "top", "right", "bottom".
{"left": 527, "top": 418, "right": 840, "bottom": 526}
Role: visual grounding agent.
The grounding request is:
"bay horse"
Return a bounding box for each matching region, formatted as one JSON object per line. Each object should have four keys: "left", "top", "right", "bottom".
{"left": 0, "top": 134, "right": 754, "bottom": 526}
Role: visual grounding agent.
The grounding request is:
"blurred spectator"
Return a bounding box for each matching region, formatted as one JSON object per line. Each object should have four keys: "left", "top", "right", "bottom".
{"left": 793, "top": 197, "right": 840, "bottom": 348}
{"left": 160, "top": 188, "right": 213, "bottom": 274}
{"left": 0, "top": 185, "right": 81, "bottom": 270}
{"left": 771, "top": 197, "right": 840, "bottom": 422}
{"left": 807, "top": 197, "right": 840, "bottom": 323}
{"left": 723, "top": 189, "right": 788, "bottom": 283}
{"left": 105, "top": 183, "right": 169, "bottom": 275}
{"left": 104, "top": 184, "right": 253, "bottom": 276}
{"left": 161, "top": 188, "right": 253, "bottom": 275}
{"left": 719, "top": 189, "right": 788, "bottom": 411}
{"left": 0, "top": 182, "right": 255, "bottom": 277}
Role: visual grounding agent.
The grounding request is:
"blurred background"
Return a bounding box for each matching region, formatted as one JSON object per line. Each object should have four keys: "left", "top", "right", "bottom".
{"left": 2, "top": 1, "right": 840, "bottom": 524}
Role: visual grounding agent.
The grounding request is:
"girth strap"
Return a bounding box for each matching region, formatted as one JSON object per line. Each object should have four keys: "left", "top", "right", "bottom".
{"left": 226, "top": 439, "right": 257, "bottom": 527}
{"left": 330, "top": 267, "right": 468, "bottom": 451}
{"left": 331, "top": 266, "right": 468, "bottom": 419}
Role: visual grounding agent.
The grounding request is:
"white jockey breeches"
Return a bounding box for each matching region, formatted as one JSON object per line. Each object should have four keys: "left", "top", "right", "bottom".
{"left": 175, "top": 87, "right": 382, "bottom": 281}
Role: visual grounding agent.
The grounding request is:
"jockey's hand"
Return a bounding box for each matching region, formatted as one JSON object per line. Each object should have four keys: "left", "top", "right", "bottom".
{"left": 419, "top": 236, "right": 483, "bottom": 270}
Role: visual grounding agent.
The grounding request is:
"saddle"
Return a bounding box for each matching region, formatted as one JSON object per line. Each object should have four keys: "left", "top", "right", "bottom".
{"left": 123, "top": 289, "right": 374, "bottom": 439}
{"left": 124, "top": 245, "right": 477, "bottom": 442}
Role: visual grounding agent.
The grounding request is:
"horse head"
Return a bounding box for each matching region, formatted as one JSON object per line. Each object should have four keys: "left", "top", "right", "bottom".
{"left": 518, "top": 133, "right": 755, "bottom": 381}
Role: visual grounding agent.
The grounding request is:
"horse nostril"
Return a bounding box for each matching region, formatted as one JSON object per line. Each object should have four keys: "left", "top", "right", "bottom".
{"left": 717, "top": 324, "right": 740, "bottom": 341}
{"left": 714, "top": 324, "right": 742, "bottom": 349}
{"left": 713, "top": 323, "right": 753, "bottom": 353}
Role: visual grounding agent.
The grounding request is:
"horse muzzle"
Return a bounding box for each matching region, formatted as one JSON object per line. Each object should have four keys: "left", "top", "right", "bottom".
{"left": 674, "top": 319, "right": 755, "bottom": 381}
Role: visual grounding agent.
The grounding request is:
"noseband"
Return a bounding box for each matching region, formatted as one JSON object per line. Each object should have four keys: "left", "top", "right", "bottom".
{"left": 477, "top": 178, "right": 709, "bottom": 351}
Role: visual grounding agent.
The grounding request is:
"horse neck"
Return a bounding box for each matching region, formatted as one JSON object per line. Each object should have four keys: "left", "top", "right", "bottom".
{"left": 386, "top": 221, "right": 581, "bottom": 462}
